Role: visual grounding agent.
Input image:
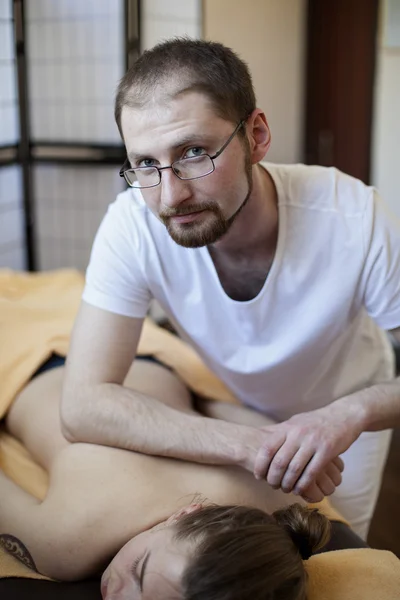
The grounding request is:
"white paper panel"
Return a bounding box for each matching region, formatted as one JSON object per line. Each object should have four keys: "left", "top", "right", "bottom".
{"left": 0, "top": 0, "right": 12, "bottom": 20}
{"left": 33, "top": 164, "right": 125, "bottom": 271}
{"left": 0, "top": 245, "right": 26, "bottom": 269}
{"left": 26, "top": 0, "right": 125, "bottom": 143}
{"left": 0, "top": 163, "right": 22, "bottom": 205}
{"left": 0, "top": 104, "right": 19, "bottom": 145}
{"left": 0, "top": 165, "right": 26, "bottom": 270}
{"left": 0, "top": 2, "right": 19, "bottom": 145}
{"left": 0, "top": 20, "right": 13, "bottom": 59}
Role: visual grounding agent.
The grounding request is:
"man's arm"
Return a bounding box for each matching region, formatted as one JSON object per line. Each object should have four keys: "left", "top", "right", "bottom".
{"left": 62, "top": 302, "right": 343, "bottom": 501}
{"left": 251, "top": 327, "right": 400, "bottom": 495}
{"left": 304, "top": 327, "right": 400, "bottom": 436}
{"left": 340, "top": 327, "right": 400, "bottom": 432}
{"left": 61, "top": 301, "right": 260, "bottom": 470}
{"left": 196, "top": 397, "right": 344, "bottom": 501}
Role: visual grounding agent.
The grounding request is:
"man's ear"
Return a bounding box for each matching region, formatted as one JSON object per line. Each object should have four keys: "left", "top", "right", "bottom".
{"left": 246, "top": 109, "right": 272, "bottom": 164}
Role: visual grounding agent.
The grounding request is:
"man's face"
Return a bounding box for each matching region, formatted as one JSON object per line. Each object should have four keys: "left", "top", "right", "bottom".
{"left": 121, "top": 92, "right": 253, "bottom": 248}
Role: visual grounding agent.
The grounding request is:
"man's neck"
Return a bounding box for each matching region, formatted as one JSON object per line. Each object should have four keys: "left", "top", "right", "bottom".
{"left": 209, "top": 163, "right": 278, "bottom": 261}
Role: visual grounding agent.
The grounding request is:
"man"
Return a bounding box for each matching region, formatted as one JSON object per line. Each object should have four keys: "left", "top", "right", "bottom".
{"left": 61, "top": 39, "right": 400, "bottom": 539}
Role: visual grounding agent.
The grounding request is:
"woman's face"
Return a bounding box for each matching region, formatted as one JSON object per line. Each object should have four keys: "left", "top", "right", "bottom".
{"left": 101, "top": 505, "right": 201, "bottom": 600}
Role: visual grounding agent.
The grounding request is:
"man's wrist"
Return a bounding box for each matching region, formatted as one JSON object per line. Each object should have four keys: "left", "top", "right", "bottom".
{"left": 330, "top": 379, "right": 400, "bottom": 433}
{"left": 327, "top": 392, "right": 369, "bottom": 434}
{"left": 230, "top": 423, "right": 263, "bottom": 472}
{"left": 195, "top": 415, "right": 259, "bottom": 470}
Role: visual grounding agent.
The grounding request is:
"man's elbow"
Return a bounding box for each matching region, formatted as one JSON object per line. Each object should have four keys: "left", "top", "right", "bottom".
{"left": 60, "top": 409, "right": 79, "bottom": 443}
{"left": 60, "top": 387, "right": 86, "bottom": 443}
{"left": 60, "top": 420, "right": 78, "bottom": 443}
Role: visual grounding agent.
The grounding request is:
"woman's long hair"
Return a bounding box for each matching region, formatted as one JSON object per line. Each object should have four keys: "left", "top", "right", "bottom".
{"left": 174, "top": 503, "right": 331, "bottom": 600}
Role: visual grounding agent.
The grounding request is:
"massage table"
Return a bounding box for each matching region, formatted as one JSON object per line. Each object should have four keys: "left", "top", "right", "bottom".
{"left": 1, "top": 268, "right": 400, "bottom": 599}
{"left": 0, "top": 523, "right": 371, "bottom": 600}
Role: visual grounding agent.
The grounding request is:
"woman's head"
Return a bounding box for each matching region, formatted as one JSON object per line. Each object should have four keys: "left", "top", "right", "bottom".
{"left": 101, "top": 502, "right": 330, "bottom": 600}
{"left": 175, "top": 503, "right": 330, "bottom": 600}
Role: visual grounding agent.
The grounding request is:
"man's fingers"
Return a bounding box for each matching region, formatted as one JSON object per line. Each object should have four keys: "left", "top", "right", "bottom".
{"left": 293, "top": 453, "right": 327, "bottom": 495}
{"left": 300, "top": 481, "right": 324, "bottom": 503}
{"left": 265, "top": 441, "right": 301, "bottom": 489}
{"left": 293, "top": 456, "right": 343, "bottom": 496}
{"left": 313, "top": 471, "right": 336, "bottom": 496}
{"left": 332, "top": 455, "right": 345, "bottom": 472}
{"left": 324, "top": 461, "right": 343, "bottom": 488}
{"left": 253, "top": 437, "right": 286, "bottom": 481}
{"left": 279, "top": 447, "right": 315, "bottom": 493}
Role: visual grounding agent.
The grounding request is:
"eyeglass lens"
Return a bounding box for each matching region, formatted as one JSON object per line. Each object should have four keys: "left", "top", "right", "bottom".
{"left": 125, "top": 155, "right": 214, "bottom": 188}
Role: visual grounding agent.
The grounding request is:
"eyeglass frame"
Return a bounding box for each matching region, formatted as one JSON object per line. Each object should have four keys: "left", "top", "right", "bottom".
{"left": 119, "top": 119, "right": 246, "bottom": 189}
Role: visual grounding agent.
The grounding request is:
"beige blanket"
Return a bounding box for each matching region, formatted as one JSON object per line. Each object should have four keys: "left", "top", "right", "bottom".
{"left": 1, "top": 268, "right": 400, "bottom": 598}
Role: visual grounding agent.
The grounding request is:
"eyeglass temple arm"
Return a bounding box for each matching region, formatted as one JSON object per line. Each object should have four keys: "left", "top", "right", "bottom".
{"left": 119, "top": 119, "right": 246, "bottom": 175}
{"left": 210, "top": 120, "right": 245, "bottom": 160}
{"left": 119, "top": 158, "right": 131, "bottom": 176}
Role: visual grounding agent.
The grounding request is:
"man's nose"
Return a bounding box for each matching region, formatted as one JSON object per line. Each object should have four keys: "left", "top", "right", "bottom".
{"left": 159, "top": 168, "right": 191, "bottom": 209}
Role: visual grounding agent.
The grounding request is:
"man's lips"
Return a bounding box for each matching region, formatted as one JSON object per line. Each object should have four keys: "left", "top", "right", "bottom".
{"left": 168, "top": 210, "right": 205, "bottom": 223}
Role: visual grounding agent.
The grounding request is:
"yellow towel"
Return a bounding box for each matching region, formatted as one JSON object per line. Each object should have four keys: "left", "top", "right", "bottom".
{"left": 0, "top": 268, "right": 236, "bottom": 421}
{"left": 0, "top": 545, "right": 51, "bottom": 582}
{"left": 0, "top": 268, "right": 82, "bottom": 419}
{"left": 0, "top": 430, "right": 48, "bottom": 500}
{"left": 1, "top": 268, "right": 400, "bottom": 596}
{"left": 1, "top": 542, "right": 399, "bottom": 598}
{"left": 306, "top": 549, "right": 400, "bottom": 600}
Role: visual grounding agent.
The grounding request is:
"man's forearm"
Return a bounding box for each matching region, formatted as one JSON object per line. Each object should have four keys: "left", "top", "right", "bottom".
{"left": 61, "top": 384, "right": 256, "bottom": 468}
{"left": 334, "top": 376, "right": 400, "bottom": 432}
{"left": 196, "top": 397, "right": 276, "bottom": 428}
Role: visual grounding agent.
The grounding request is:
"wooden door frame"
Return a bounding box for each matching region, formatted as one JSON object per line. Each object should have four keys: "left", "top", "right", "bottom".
{"left": 304, "top": 0, "right": 380, "bottom": 184}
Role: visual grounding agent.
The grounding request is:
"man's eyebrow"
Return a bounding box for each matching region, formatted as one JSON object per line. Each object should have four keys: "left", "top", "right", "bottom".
{"left": 127, "top": 134, "right": 213, "bottom": 163}
{"left": 139, "top": 551, "right": 151, "bottom": 592}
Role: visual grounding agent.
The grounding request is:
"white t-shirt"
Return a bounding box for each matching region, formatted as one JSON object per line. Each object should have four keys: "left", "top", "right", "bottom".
{"left": 83, "top": 163, "right": 400, "bottom": 420}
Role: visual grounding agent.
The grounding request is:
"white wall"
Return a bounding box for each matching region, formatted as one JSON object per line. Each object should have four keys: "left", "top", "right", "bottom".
{"left": 141, "top": 0, "right": 202, "bottom": 51}
{"left": 372, "top": 0, "right": 400, "bottom": 217}
{"left": 203, "top": 0, "right": 307, "bottom": 164}
{"left": 142, "top": 0, "right": 306, "bottom": 164}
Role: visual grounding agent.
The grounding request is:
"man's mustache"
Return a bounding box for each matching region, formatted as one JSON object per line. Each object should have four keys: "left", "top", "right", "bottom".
{"left": 160, "top": 202, "right": 219, "bottom": 219}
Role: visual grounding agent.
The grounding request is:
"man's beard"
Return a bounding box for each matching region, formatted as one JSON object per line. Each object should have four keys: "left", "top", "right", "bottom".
{"left": 159, "top": 147, "right": 253, "bottom": 249}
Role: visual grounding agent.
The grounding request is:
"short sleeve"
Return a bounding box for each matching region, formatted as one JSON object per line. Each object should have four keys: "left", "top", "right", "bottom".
{"left": 82, "top": 192, "right": 152, "bottom": 318}
{"left": 361, "top": 189, "right": 400, "bottom": 330}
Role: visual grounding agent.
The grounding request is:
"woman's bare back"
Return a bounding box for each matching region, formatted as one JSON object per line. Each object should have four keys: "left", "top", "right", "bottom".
{"left": 4, "top": 361, "right": 301, "bottom": 578}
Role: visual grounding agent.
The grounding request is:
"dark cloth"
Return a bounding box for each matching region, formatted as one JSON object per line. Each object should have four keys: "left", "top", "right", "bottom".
{"left": 32, "top": 354, "right": 169, "bottom": 380}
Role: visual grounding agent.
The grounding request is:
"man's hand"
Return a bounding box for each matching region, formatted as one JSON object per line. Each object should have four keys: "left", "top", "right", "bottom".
{"left": 253, "top": 402, "right": 363, "bottom": 496}
{"left": 299, "top": 456, "right": 344, "bottom": 502}
{"left": 198, "top": 395, "right": 347, "bottom": 502}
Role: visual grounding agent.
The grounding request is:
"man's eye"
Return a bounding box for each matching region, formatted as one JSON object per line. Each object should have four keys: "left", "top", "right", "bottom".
{"left": 185, "top": 147, "right": 206, "bottom": 158}
{"left": 138, "top": 158, "right": 156, "bottom": 168}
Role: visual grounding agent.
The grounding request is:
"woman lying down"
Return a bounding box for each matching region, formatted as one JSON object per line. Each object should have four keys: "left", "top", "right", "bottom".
{"left": 0, "top": 358, "right": 342, "bottom": 600}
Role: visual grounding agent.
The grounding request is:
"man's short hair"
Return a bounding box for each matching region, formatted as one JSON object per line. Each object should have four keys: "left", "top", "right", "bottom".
{"left": 115, "top": 37, "right": 256, "bottom": 138}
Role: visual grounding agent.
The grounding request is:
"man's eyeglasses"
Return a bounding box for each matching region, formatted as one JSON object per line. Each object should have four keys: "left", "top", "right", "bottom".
{"left": 119, "top": 120, "right": 245, "bottom": 189}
